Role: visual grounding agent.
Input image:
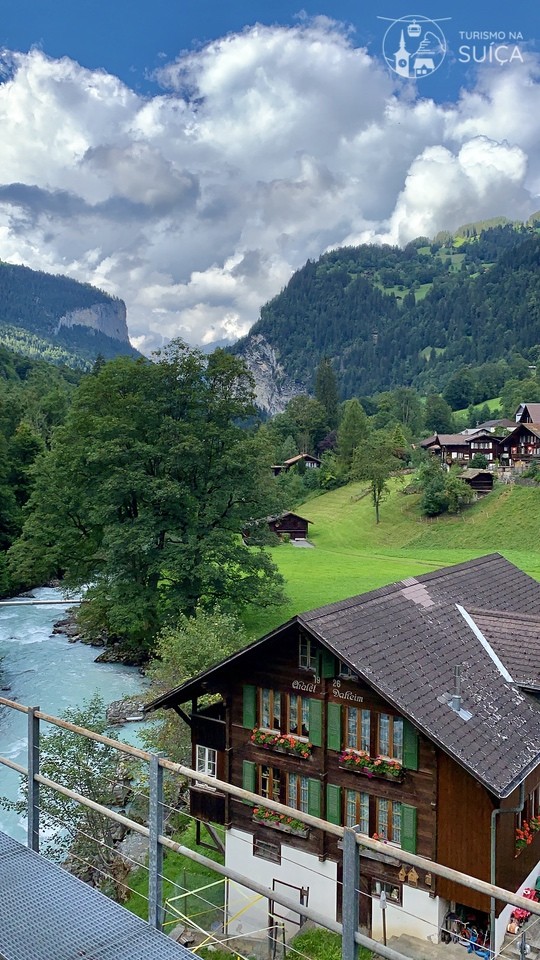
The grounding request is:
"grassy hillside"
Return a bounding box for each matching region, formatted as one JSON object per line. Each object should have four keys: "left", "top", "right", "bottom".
{"left": 243, "top": 481, "right": 540, "bottom": 636}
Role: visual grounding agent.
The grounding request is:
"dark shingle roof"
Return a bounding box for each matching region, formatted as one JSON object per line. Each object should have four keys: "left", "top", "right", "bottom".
{"left": 146, "top": 554, "right": 540, "bottom": 799}
{"left": 300, "top": 555, "right": 540, "bottom": 798}
{"left": 471, "top": 609, "right": 540, "bottom": 691}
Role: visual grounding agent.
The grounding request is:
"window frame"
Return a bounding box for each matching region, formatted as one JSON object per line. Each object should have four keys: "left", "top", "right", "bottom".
{"left": 376, "top": 797, "right": 402, "bottom": 846}
{"left": 345, "top": 788, "right": 369, "bottom": 834}
{"left": 377, "top": 713, "right": 404, "bottom": 762}
{"left": 373, "top": 879, "right": 402, "bottom": 906}
{"left": 287, "top": 694, "right": 310, "bottom": 738}
{"left": 259, "top": 764, "right": 281, "bottom": 803}
{"left": 195, "top": 745, "right": 218, "bottom": 789}
{"left": 287, "top": 773, "right": 310, "bottom": 814}
{"left": 345, "top": 706, "right": 371, "bottom": 752}
{"left": 259, "top": 688, "right": 281, "bottom": 732}
{"left": 299, "top": 632, "right": 317, "bottom": 671}
{"left": 253, "top": 835, "right": 281, "bottom": 864}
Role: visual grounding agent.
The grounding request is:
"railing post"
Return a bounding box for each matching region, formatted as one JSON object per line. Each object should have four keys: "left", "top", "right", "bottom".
{"left": 27, "top": 705, "right": 40, "bottom": 852}
{"left": 342, "top": 828, "right": 359, "bottom": 960}
{"left": 148, "top": 753, "right": 164, "bottom": 930}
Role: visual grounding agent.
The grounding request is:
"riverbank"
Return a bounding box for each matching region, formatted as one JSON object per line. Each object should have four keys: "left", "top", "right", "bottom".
{"left": 0, "top": 586, "right": 147, "bottom": 843}
{"left": 51, "top": 606, "right": 148, "bottom": 667}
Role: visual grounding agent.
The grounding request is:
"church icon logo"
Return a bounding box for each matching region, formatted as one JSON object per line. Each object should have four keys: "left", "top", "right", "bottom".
{"left": 380, "top": 15, "right": 448, "bottom": 79}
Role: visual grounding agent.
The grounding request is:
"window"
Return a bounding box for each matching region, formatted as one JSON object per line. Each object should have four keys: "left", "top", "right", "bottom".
{"left": 254, "top": 836, "right": 281, "bottom": 864}
{"left": 377, "top": 714, "right": 403, "bottom": 762}
{"left": 376, "top": 798, "right": 401, "bottom": 845}
{"left": 339, "top": 660, "right": 356, "bottom": 678}
{"left": 260, "top": 765, "right": 281, "bottom": 803}
{"left": 287, "top": 774, "right": 309, "bottom": 814}
{"left": 373, "top": 880, "right": 402, "bottom": 905}
{"left": 345, "top": 707, "right": 371, "bottom": 752}
{"left": 260, "top": 688, "right": 281, "bottom": 730}
{"left": 345, "top": 789, "right": 369, "bottom": 834}
{"left": 196, "top": 745, "right": 217, "bottom": 783}
{"left": 299, "top": 633, "right": 317, "bottom": 670}
{"left": 288, "top": 695, "right": 310, "bottom": 737}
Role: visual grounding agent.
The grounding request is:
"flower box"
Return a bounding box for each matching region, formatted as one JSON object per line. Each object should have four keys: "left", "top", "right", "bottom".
{"left": 338, "top": 750, "right": 405, "bottom": 782}
{"left": 252, "top": 810, "right": 309, "bottom": 838}
{"left": 250, "top": 729, "right": 312, "bottom": 759}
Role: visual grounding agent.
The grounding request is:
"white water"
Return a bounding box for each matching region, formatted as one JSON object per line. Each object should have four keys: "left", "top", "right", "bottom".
{"left": 0, "top": 586, "right": 147, "bottom": 842}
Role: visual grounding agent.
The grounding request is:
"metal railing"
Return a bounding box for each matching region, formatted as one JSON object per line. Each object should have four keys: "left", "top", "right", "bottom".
{"left": 1, "top": 696, "right": 540, "bottom": 960}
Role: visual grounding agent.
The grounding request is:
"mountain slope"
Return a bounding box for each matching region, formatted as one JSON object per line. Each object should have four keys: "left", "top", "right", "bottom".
{"left": 0, "top": 261, "right": 140, "bottom": 368}
{"left": 234, "top": 222, "right": 540, "bottom": 409}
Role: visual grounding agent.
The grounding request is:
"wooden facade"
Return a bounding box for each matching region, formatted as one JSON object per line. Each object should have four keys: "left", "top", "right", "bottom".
{"left": 180, "top": 623, "right": 540, "bottom": 930}
{"left": 146, "top": 554, "right": 540, "bottom": 948}
{"left": 267, "top": 513, "right": 311, "bottom": 540}
{"left": 499, "top": 423, "right": 540, "bottom": 464}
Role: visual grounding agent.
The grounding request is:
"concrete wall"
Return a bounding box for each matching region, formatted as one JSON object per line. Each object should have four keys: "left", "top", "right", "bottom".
{"left": 371, "top": 887, "right": 446, "bottom": 944}
{"left": 225, "top": 829, "right": 337, "bottom": 939}
{"left": 495, "top": 859, "right": 540, "bottom": 955}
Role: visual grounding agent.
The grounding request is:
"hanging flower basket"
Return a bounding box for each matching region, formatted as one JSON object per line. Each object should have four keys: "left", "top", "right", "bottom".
{"left": 515, "top": 818, "right": 539, "bottom": 853}
{"left": 250, "top": 729, "right": 312, "bottom": 759}
{"left": 338, "top": 749, "right": 404, "bottom": 781}
{"left": 252, "top": 807, "right": 309, "bottom": 838}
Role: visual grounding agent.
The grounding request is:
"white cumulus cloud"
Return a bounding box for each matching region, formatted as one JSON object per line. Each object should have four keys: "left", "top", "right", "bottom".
{"left": 0, "top": 24, "right": 538, "bottom": 352}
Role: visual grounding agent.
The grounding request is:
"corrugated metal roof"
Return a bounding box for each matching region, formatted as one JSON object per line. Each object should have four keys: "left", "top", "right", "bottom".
{"left": 0, "top": 831, "right": 195, "bottom": 960}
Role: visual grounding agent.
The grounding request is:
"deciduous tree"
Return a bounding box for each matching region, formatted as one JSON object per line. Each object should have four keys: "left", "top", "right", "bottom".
{"left": 351, "top": 432, "right": 400, "bottom": 524}
{"left": 9, "top": 343, "right": 285, "bottom": 654}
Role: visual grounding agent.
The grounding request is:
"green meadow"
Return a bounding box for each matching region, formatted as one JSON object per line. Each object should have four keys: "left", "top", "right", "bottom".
{"left": 243, "top": 480, "right": 540, "bottom": 637}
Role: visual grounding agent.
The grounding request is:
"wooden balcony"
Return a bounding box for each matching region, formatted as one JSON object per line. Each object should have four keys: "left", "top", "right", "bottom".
{"left": 189, "top": 784, "right": 226, "bottom": 825}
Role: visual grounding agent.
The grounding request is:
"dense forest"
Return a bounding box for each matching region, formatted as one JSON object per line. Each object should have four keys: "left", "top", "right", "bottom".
{"left": 235, "top": 222, "right": 540, "bottom": 399}
{"left": 0, "top": 260, "right": 140, "bottom": 369}
{"left": 0, "top": 345, "right": 82, "bottom": 593}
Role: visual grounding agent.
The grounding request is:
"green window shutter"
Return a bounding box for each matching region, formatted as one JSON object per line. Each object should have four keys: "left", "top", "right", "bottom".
{"left": 401, "top": 803, "right": 417, "bottom": 854}
{"left": 326, "top": 784, "right": 342, "bottom": 825}
{"left": 242, "top": 760, "right": 256, "bottom": 795}
{"left": 243, "top": 685, "right": 256, "bottom": 729}
{"left": 319, "top": 647, "right": 336, "bottom": 679}
{"left": 327, "top": 702, "right": 342, "bottom": 752}
{"left": 402, "top": 719, "right": 419, "bottom": 771}
{"left": 309, "top": 698, "right": 323, "bottom": 747}
{"left": 307, "top": 778, "right": 321, "bottom": 818}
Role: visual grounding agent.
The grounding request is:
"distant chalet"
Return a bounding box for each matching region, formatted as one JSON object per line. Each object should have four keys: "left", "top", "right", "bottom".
{"left": 271, "top": 453, "right": 322, "bottom": 476}
{"left": 243, "top": 512, "right": 312, "bottom": 542}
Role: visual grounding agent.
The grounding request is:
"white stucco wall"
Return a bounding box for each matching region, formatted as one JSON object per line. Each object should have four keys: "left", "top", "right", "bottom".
{"left": 495, "top": 859, "right": 540, "bottom": 955}
{"left": 225, "top": 828, "right": 337, "bottom": 939}
{"left": 371, "top": 886, "right": 446, "bottom": 944}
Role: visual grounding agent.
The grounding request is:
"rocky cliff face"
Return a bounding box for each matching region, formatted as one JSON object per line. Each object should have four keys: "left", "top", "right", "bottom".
{"left": 56, "top": 301, "right": 129, "bottom": 343}
{"left": 240, "top": 334, "right": 304, "bottom": 416}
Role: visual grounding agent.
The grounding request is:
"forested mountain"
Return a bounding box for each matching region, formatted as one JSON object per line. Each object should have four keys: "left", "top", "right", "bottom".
{"left": 234, "top": 222, "right": 540, "bottom": 406}
{"left": 0, "top": 261, "right": 140, "bottom": 369}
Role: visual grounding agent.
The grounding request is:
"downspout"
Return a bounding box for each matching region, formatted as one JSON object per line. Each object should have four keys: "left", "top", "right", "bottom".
{"left": 490, "top": 782, "right": 525, "bottom": 958}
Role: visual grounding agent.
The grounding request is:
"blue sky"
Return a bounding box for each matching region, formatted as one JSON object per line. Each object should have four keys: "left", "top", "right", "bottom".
{"left": 2, "top": 0, "right": 536, "bottom": 99}
{"left": 0, "top": 2, "right": 538, "bottom": 350}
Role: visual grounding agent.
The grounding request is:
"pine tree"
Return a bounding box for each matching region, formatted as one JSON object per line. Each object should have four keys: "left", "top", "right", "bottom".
{"left": 315, "top": 358, "right": 339, "bottom": 430}
{"left": 336, "top": 399, "right": 370, "bottom": 469}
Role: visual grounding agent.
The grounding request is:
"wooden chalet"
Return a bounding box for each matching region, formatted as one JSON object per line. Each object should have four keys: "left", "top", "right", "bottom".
{"left": 271, "top": 453, "right": 322, "bottom": 476}
{"left": 267, "top": 512, "right": 311, "bottom": 540}
{"left": 459, "top": 468, "right": 494, "bottom": 495}
{"left": 499, "top": 423, "right": 540, "bottom": 465}
{"left": 421, "top": 430, "right": 502, "bottom": 464}
{"left": 516, "top": 404, "right": 540, "bottom": 424}
{"left": 146, "top": 555, "right": 540, "bottom": 952}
